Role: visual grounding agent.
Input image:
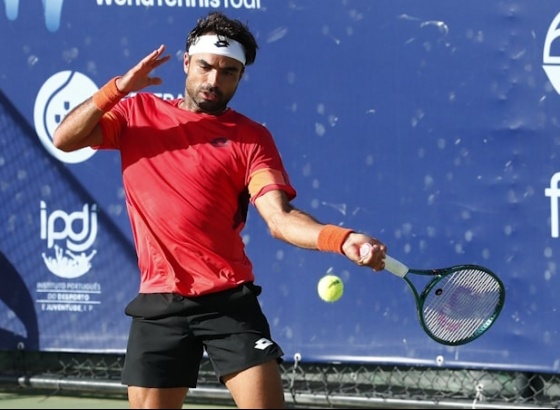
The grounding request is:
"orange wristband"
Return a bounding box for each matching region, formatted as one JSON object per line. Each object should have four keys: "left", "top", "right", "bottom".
{"left": 92, "top": 76, "right": 127, "bottom": 112}
{"left": 317, "top": 225, "right": 354, "bottom": 254}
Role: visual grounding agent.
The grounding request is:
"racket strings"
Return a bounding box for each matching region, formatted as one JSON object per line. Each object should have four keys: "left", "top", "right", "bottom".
{"left": 421, "top": 269, "right": 502, "bottom": 344}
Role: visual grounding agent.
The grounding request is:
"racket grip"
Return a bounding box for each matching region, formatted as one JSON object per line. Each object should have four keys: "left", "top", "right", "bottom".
{"left": 359, "top": 243, "right": 409, "bottom": 277}
{"left": 384, "top": 255, "right": 409, "bottom": 278}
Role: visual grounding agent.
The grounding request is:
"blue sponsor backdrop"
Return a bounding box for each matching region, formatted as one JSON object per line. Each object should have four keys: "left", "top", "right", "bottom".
{"left": 1, "top": 0, "right": 560, "bottom": 372}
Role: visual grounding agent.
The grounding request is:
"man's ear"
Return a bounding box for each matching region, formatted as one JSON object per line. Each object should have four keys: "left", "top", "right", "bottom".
{"left": 183, "top": 52, "right": 190, "bottom": 74}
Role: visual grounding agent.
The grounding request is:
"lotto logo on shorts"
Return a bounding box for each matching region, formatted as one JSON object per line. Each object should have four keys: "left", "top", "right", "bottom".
{"left": 254, "top": 338, "right": 274, "bottom": 350}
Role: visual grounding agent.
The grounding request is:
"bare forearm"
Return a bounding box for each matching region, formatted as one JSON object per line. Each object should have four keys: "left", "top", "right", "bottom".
{"left": 53, "top": 98, "right": 104, "bottom": 152}
{"left": 267, "top": 207, "right": 324, "bottom": 249}
{"left": 255, "top": 190, "right": 387, "bottom": 270}
{"left": 53, "top": 44, "right": 170, "bottom": 153}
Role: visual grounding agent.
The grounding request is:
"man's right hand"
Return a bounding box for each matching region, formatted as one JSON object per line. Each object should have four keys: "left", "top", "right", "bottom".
{"left": 116, "top": 44, "right": 171, "bottom": 94}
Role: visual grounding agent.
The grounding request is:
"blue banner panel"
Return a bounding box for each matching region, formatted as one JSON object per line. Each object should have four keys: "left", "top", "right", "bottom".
{"left": 1, "top": 0, "right": 560, "bottom": 373}
{"left": 0, "top": 91, "right": 139, "bottom": 352}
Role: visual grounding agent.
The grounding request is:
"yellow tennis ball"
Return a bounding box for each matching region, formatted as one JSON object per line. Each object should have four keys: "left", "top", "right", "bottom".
{"left": 317, "top": 274, "right": 344, "bottom": 302}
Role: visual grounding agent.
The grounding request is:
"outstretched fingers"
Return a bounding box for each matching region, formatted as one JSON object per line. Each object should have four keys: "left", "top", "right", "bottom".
{"left": 137, "top": 44, "right": 171, "bottom": 76}
{"left": 120, "top": 45, "right": 171, "bottom": 93}
{"left": 146, "top": 44, "right": 171, "bottom": 70}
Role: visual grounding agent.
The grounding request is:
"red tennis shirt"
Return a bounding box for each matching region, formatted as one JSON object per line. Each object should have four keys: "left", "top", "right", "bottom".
{"left": 95, "top": 93, "right": 296, "bottom": 296}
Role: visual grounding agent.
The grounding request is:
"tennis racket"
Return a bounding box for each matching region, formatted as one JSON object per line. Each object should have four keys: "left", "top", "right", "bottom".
{"left": 359, "top": 244, "right": 505, "bottom": 346}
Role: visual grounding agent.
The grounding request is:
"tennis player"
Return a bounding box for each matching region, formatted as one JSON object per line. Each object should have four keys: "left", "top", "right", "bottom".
{"left": 53, "top": 11, "right": 387, "bottom": 409}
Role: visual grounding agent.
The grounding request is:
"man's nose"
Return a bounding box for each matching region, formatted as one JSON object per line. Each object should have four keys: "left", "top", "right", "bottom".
{"left": 206, "top": 70, "right": 219, "bottom": 86}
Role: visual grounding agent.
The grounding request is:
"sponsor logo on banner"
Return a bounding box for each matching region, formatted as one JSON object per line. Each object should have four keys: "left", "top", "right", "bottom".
{"left": 40, "top": 201, "right": 98, "bottom": 279}
{"left": 3, "top": 0, "right": 262, "bottom": 34}
{"left": 36, "top": 201, "right": 101, "bottom": 313}
{"left": 3, "top": 0, "right": 64, "bottom": 32}
{"left": 544, "top": 13, "right": 560, "bottom": 238}
{"left": 546, "top": 174, "right": 560, "bottom": 238}
{"left": 543, "top": 12, "right": 560, "bottom": 95}
{"left": 34, "top": 71, "right": 98, "bottom": 164}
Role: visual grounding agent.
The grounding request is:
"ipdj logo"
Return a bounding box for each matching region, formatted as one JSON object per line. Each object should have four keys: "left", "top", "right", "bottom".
{"left": 34, "top": 71, "right": 98, "bottom": 164}
{"left": 543, "top": 12, "right": 560, "bottom": 95}
{"left": 3, "top": 0, "right": 65, "bottom": 32}
{"left": 40, "top": 201, "right": 98, "bottom": 279}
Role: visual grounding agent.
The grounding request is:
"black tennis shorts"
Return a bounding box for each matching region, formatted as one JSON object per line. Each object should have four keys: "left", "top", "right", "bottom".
{"left": 121, "top": 282, "right": 284, "bottom": 388}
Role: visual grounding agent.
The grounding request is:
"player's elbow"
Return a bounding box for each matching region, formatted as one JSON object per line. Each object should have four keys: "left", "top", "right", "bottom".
{"left": 52, "top": 128, "right": 73, "bottom": 152}
{"left": 268, "top": 225, "right": 285, "bottom": 241}
{"left": 53, "top": 127, "right": 94, "bottom": 152}
{"left": 265, "top": 214, "right": 287, "bottom": 242}
{"left": 53, "top": 140, "right": 73, "bottom": 152}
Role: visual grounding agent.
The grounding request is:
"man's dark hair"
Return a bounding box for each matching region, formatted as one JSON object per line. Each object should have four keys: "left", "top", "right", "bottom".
{"left": 186, "top": 11, "right": 258, "bottom": 66}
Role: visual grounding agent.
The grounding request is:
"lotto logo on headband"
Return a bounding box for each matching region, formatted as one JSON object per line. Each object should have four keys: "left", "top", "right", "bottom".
{"left": 215, "top": 39, "right": 230, "bottom": 48}
{"left": 189, "top": 35, "right": 246, "bottom": 65}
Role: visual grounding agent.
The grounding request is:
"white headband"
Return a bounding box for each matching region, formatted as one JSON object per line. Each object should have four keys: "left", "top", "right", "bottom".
{"left": 188, "top": 34, "right": 246, "bottom": 66}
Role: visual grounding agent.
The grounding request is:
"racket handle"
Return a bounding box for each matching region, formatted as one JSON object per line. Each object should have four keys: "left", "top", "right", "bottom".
{"left": 359, "top": 244, "right": 409, "bottom": 277}
{"left": 384, "top": 255, "right": 409, "bottom": 278}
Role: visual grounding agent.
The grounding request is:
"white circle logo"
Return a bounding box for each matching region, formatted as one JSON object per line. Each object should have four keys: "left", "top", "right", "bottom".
{"left": 543, "top": 12, "right": 560, "bottom": 95}
{"left": 34, "top": 71, "right": 98, "bottom": 164}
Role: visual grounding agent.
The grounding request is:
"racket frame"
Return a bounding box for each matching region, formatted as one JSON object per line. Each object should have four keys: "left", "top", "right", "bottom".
{"left": 358, "top": 244, "right": 506, "bottom": 345}
{"left": 401, "top": 264, "right": 506, "bottom": 346}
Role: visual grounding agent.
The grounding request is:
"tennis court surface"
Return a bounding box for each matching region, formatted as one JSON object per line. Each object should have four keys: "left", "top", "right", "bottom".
{"left": 0, "top": 386, "right": 235, "bottom": 409}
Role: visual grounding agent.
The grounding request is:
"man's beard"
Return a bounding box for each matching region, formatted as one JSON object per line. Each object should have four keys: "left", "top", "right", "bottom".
{"left": 191, "top": 86, "right": 231, "bottom": 114}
